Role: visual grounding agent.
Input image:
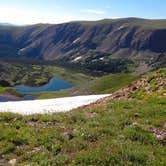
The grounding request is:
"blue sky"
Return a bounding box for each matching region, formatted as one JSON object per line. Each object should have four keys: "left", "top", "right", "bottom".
{"left": 0, "top": 0, "right": 165, "bottom": 24}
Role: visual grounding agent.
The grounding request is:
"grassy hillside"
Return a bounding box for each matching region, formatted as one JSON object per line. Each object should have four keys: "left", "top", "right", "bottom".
{"left": 88, "top": 73, "right": 137, "bottom": 94}
{"left": 69, "top": 73, "right": 138, "bottom": 97}
{"left": 77, "top": 17, "right": 166, "bottom": 29}
{"left": 109, "top": 68, "right": 166, "bottom": 100}
{"left": 129, "top": 68, "right": 166, "bottom": 98}
{"left": 0, "top": 60, "right": 138, "bottom": 99}
{"left": 0, "top": 61, "right": 93, "bottom": 97}
{"left": 0, "top": 96, "right": 165, "bottom": 165}
{"left": 0, "top": 68, "right": 166, "bottom": 165}
{"left": 0, "top": 61, "right": 93, "bottom": 87}
{"left": 36, "top": 90, "right": 71, "bottom": 100}
{"left": 37, "top": 73, "right": 138, "bottom": 99}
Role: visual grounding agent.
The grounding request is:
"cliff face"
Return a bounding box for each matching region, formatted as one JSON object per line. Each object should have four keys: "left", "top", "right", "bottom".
{"left": 0, "top": 18, "right": 166, "bottom": 73}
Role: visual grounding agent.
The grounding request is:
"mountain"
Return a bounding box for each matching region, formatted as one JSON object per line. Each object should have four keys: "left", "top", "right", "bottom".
{"left": 0, "top": 17, "right": 166, "bottom": 73}
{"left": 0, "top": 22, "right": 14, "bottom": 26}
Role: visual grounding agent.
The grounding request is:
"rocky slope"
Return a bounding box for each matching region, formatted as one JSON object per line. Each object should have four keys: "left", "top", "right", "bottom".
{"left": 82, "top": 68, "right": 166, "bottom": 109}
{"left": 0, "top": 18, "right": 166, "bottom": 73}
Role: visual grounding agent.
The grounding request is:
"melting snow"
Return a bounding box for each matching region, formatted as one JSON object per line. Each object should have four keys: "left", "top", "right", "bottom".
{"left": 0, "top": 94, "right": 110, "bottom": 115}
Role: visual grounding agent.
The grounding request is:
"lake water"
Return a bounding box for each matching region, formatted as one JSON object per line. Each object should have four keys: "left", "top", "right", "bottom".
{"left": 0, "top": 95, "right": 36, "bottom": 102}
{"left": 14, "top": 77, "right": 73, "bottom": 94}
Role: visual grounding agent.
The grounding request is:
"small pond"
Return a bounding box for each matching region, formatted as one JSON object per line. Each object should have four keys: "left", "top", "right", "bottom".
{"left": 14, "top": 77, "right": 73, "bottom": 94}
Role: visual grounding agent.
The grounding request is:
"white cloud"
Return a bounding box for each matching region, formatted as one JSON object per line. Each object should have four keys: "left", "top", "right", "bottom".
{"left": 0, "top": 7, "right": 81, "bottom": 25}
{"left": 81, "top": 9, "right": 106, "bottom": 15}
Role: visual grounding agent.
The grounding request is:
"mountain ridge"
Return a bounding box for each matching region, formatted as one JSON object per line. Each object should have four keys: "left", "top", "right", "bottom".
{"left": 0, "top": 17, "right": 166, "bottom": 73}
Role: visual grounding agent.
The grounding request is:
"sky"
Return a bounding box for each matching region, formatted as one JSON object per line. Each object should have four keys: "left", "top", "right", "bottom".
{"left": 0, "top": 0, "right": 165, "bottom": 25}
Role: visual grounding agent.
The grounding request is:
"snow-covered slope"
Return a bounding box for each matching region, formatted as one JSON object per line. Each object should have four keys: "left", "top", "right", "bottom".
{"left": 0, "top": 95, "right": 110, "bottom": 115}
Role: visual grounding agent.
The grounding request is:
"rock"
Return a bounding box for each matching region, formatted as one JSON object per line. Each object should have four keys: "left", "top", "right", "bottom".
{"left": 63, "top": 132, "right": 74, "bottom": 140}
{"left": 85, "top": 112, "right": 97, "bottom": 118}
{"left": 8, "top": 159, "right": 17, "bottom": 166}
{"left": 163, "top": 123, "right": 166, "bottom": 128}
{"left": 132, "top": 122, "right": 139, "bottom": 126}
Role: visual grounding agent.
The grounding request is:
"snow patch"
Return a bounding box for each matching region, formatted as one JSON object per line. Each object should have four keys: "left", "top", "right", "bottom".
{"left": 117, "top": 24, "right": 128, "bottom": 30}
{"left": 99, "top": 57, "right": 104, "bottom": 60}
{"left": 73, "top": 56, "right": 82, "bottom": 62}
{"left": 73, "top": 37, "right": 80, "bottom": 44}
{"left": 0, "top": 94, "right": 110, "bottom": 115}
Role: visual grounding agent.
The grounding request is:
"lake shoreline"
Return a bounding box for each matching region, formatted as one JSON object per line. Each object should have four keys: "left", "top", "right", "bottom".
{"left": 14, "top": 77, "right": 73, "bottom": 94}
{"left": 0, "top": 94, "right": 36, "bottom": 102}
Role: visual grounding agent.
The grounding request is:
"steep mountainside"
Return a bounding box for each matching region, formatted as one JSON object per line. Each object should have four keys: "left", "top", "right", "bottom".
{"left": 0, "top": 18, "right": 166, "bottom": 73}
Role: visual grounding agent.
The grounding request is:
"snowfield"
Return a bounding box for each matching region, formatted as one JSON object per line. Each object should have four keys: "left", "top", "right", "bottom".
{"left": 0, "top": 95, "right": 110, "bottom": 115}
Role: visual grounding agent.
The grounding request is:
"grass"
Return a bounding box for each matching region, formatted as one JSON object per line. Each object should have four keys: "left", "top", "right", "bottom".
{"left": 47, "top": 65, "right": 93, "bottom": 86}
{"left": 82, "top": 73, "right": 138, "bottom": 94}
{"left": 35, "top": 73, "right": 138, "bottom": 98}
{"left": 0, "top": 68, "right": 166, "bottom": 165}
{"left": 0, "top": 72, "right": 138, "bottom": 99}
{"left": 36, "top": 90, "right": 71, "bottom": 99}
{"left": 0, "top": 87, "right": 24, "bottom": 97}
{"left": 0, "top": 95, "right": 165, "bottom": 165}
{"left": 128, "top": 68, "right": 166, "bottom": 100}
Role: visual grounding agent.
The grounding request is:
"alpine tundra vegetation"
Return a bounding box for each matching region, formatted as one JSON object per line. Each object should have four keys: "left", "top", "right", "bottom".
{"left": 0, "top": 0, "right": 166, "bottom": 165}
